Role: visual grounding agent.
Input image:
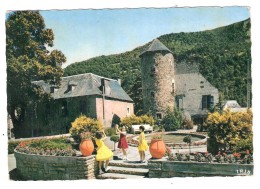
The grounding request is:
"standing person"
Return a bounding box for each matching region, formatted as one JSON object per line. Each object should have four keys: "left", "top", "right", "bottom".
{"left": 95, "top": 130, "right": 113, "bottom": 174}
{"left": 138, "top": 125, "right": 149, "bottom": 163}
{"left": 115, "top": 124, "right": 128, "bottom": 160}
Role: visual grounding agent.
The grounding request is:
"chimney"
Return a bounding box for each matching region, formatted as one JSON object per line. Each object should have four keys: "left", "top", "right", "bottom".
{"left": 117, "top": 79, "right": 121, "bottom": 86}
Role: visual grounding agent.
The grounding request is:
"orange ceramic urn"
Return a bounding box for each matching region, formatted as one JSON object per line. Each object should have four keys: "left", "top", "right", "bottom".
{"left": 79, "top": 139, "right": 94, "bottom": 156}
{"left": 149, "top": 139, "right": 166, "bottom": 159}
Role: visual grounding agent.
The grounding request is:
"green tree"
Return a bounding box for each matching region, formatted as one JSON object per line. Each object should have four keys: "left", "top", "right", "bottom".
{"left": 6, "top": 11, "right": 66, "bottom": 138}
{"left": 161, "top": 107, "right": 183, "bottom": 131}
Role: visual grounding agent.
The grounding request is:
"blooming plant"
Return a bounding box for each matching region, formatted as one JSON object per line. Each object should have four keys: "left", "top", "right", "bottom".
{"left": 151, "top": 133, "right": 163, "bottom": 140}
{"left": 206, "top": 109, "right": 252, "bottom": 153}
{"left": 215, "top": 152, "right": 222, "bottom": 163}
{"left": 223, "top": 153, "right": 228, "bottom": 163}
{"left": 246, "top": 154, "right": 253, "bottom": 164}
{"left": 69, "top": 115, "right": 103, "bottom": 143}
{"left": 165, "top": 147, "right": 173, "bottom": 158}
{"left": 80, "top": 132, "right": 92, "bottom": 140}
{"left": 185, "top": 154, "right": 191, "bottom": 161}
{"left": 194, "top": 153, "right": 203, "bottom": 162}
{"left": 176, "top": 153, "right": 183, "bottom": 161}
{"left": 204, "top": 151, "right": 213, "bottom": 163}
{"left": 227, "top": 155, "right": 234, "bottom": 163}
{"left": 15, "top": 137, "right": 77, "bottom": 156}
{"left": 233, "top": 152, "right": 241, "bottom": 162}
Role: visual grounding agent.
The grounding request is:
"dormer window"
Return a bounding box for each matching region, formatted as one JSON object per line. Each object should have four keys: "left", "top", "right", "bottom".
{"left": 68, "top": 85, "right": 76, "bottom": 91}
{"left": 50, "top": 86, "right": 58, "bottom": 93}
{"left": 67, "top": 81, "right": 77, "bottom": 92}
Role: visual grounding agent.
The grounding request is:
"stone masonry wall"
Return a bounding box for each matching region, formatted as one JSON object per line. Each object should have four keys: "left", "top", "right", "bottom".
{"left": 175, "top": 73, "right": 219, "bottom": 117}
{"left": 148, "top": 159, "right": 253, "bottom": 178}
{"left": 14, "top": 151, "right": 98, "bottom": 180}
{"left": 141, "top": 51, "right": 175, "bottom": 116}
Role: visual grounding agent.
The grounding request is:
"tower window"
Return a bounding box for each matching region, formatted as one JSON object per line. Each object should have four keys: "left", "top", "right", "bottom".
{"left": 151, "top": 91, "right": 155, "bottom": 98}
{"left": 156, "top": 113, "right": 162, "bottom": 119}
{"left": 150, "top": 65, "right": 156, "bottom": 76}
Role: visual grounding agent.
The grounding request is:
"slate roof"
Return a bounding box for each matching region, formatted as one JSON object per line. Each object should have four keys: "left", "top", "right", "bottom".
{"left": 32, "top": 73, "right": 133, "bottom": 102}
{"left": 139, "top": 38, "right": 173, "bottom": 56}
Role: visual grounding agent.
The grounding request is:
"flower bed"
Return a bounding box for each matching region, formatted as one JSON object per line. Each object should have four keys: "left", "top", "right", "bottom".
{"left": 15, "top": 137, "right": 78, "bottom": 156}
{"left": 167, "top": 152, "right": 253, "bottom": 164}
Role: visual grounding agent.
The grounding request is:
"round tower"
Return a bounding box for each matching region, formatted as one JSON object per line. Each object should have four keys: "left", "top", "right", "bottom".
{"left": 139, "top": 39, "right": 175, "bottom": 118}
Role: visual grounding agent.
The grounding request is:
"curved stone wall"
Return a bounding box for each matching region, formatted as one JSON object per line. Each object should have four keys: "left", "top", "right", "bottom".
{"left": 14, "top": 150, "right": 98, "bottom": 180}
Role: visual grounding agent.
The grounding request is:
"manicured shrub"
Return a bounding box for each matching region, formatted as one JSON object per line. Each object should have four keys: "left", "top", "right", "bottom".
{"left": 105, "top": 127, "right": 117, "bottom": 136}
{"left": 110, "top": 135, "right": 120, "bottom": 151}
{"left": 161, "top": 107, "right": 183, "bottom": 131}
{"left": 183, "top": 119, "right": 194, "bottom": 130}
{"left": 69, "top": 115, "right": 103, "bottom": 143}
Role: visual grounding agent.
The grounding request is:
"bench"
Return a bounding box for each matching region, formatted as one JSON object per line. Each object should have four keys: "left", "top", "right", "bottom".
{"left": 131, "top": 124, "right": 153, "bottom": 134}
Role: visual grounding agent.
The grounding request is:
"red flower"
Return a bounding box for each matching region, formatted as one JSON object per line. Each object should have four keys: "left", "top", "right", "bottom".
{"left": 233, "top": 152, "right": 241, "bottom": 157}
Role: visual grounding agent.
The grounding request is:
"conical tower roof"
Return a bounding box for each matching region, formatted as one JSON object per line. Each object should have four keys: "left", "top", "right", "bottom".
{"left": 139, "top": 38, "right": 173, "bottom": 57}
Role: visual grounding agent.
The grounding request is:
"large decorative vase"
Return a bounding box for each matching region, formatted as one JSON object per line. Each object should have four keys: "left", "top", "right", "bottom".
{"left": 79, "top": 139, "right": 94, "bottom": 156}
{"left": 149, "top": 139, "right": 166, "bottom": 159}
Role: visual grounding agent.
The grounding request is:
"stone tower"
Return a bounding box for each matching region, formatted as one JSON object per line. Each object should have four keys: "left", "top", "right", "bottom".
{"left": 139, "top": 39, "right": 175, "bottom": 119}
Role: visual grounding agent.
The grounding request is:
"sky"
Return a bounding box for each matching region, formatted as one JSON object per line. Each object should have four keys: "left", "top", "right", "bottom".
{"left": 39, "top": 7, "right": 250, "bottom": 68}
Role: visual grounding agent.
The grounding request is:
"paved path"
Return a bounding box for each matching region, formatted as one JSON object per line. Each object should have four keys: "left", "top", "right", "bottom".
{"left": 8, "top": 154, "right": 16, "bottom": 172}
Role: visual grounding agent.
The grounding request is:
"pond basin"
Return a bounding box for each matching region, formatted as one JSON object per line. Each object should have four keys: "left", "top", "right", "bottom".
{"left": 131, "top": 132, "right": 207, "bottom": 149}
{"left": 145, "top": 133, "right": 205, "bottom": 144}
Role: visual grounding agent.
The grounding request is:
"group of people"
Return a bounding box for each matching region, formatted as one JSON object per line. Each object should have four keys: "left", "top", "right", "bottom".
{"left": 94, "top": 125, "right": 148, "bottom": 174}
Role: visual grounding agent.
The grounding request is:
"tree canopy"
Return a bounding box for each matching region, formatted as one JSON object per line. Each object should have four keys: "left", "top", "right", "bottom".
{"left": 6, "top": 11, "right": 66, "bottom": 137}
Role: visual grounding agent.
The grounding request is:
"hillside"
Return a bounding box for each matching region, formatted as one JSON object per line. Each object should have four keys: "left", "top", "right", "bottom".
{"left": 64, "top": 18, "right": 251, "bottom": 114}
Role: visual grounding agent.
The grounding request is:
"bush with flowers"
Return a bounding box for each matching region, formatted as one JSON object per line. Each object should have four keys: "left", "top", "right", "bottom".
{"left": 69, "top": 115, "right": 103, "bottom": 143}
{"left": 80, "top": 132, "right": 92, "bottom": 140}
{"left": 215, "top": 152, "right": 222, "bottom": 163}
{"left": 164, "top": 147, "right": 173, "bottom": 158}
{"left": 206, "top": 109, "right": 252, "bottom": 154}
{"left": 151, "top": 133, "right": 163, "bottom": 140}
{"left": 204, "top": 151, "right": 213, "bottom": 163}
{"left": 120, "top": 114, "right": 155, "bottom": 133}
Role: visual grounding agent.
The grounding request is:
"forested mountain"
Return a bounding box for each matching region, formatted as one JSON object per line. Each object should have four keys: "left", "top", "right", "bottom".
{"left": 64, "top": 18, "right": 251, "bottom": 115}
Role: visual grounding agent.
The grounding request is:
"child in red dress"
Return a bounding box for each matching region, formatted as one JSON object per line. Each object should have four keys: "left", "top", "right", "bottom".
{"left": 115, "top": 124, "right": 128, "bottom": 160}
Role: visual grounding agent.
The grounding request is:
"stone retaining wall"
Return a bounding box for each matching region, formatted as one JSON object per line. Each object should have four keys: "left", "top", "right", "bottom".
{"left": 148, "top": 158, "right": 253, "bottom": 178}
{"left": 14, "top": 150, "right": 98, "bottom": 180}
